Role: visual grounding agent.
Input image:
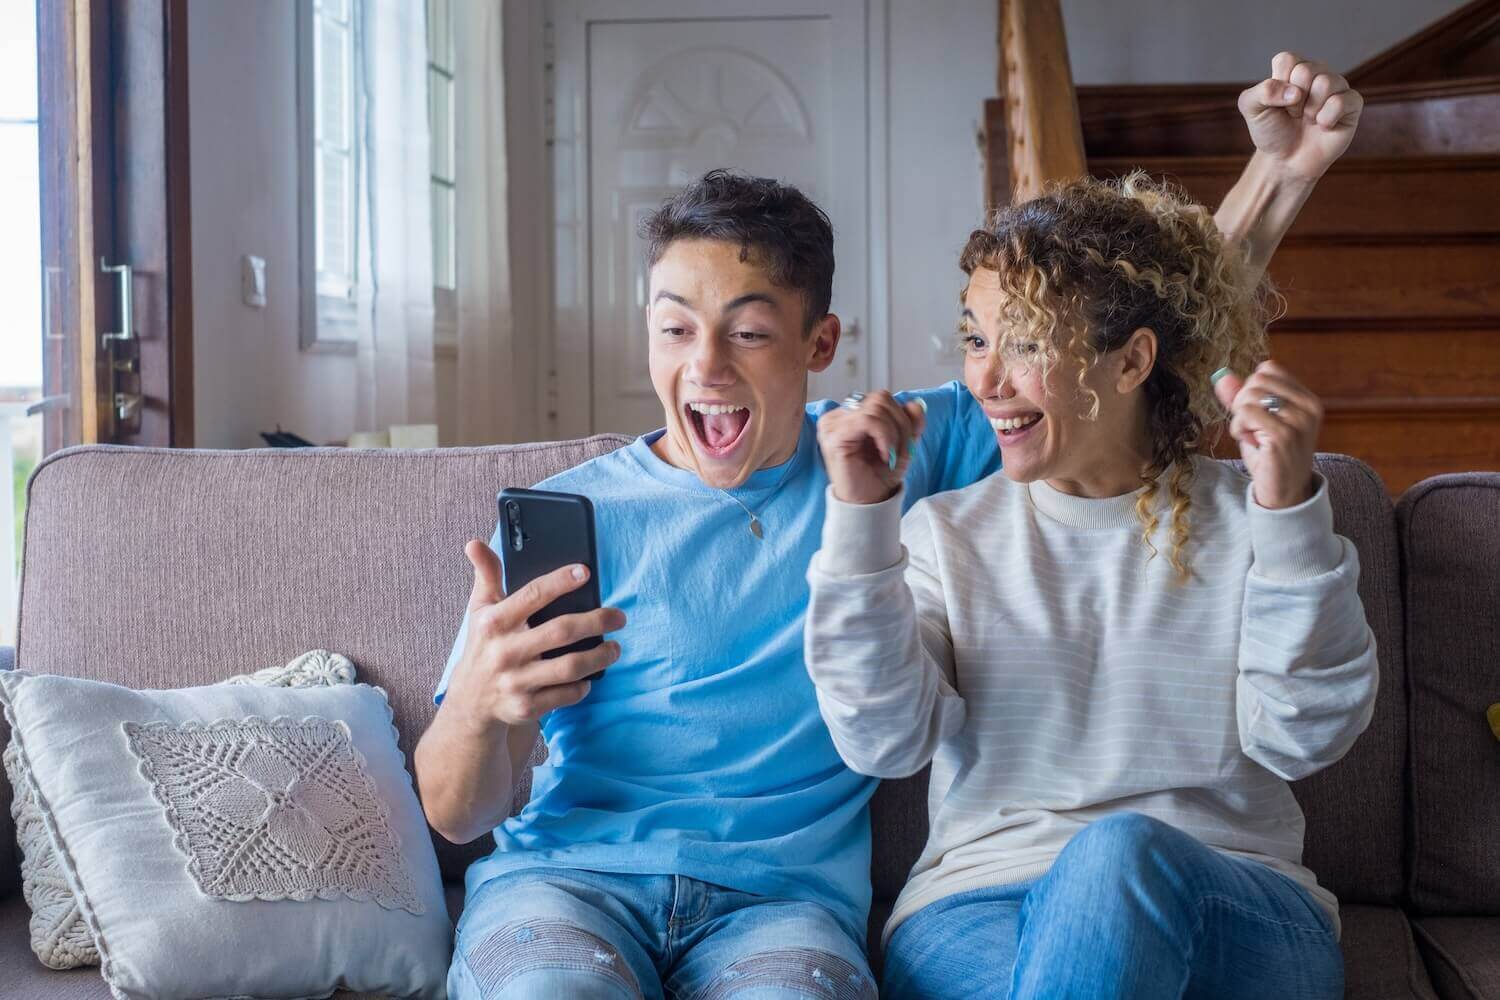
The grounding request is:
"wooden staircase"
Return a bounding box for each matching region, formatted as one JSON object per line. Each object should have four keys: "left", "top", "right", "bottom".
{"left": 983, "top": 0, "right": 1500, "bottom": 493}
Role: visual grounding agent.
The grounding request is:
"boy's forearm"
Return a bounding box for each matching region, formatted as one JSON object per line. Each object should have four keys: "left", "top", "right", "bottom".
{"left": 415, "top": 702, "right": 539, "bottom": 844}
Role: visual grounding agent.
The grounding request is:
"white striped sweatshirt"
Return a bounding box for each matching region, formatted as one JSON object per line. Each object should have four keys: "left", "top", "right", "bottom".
{"left": 804, "top": 456, "right": 1378, "bottom": 944}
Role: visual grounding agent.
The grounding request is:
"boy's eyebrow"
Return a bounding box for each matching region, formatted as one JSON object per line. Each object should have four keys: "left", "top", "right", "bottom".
{"left": 722, "top": 292, "right": 779, "bottom": 314}
{"left": 652, "top": 289, "right": 781, "bottom": 314}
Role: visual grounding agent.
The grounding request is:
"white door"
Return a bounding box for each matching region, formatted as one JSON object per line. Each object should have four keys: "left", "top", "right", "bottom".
{"left": 553, "top": 0, "right": 876, "bottom": 437}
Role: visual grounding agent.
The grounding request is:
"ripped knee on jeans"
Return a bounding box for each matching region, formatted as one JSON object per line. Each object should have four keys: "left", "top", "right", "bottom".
{"left": 692, "top": 947, "right": 876, "bottom": 1000}
{"left": 464, "top": 918, "right": 642, "bottom": 998}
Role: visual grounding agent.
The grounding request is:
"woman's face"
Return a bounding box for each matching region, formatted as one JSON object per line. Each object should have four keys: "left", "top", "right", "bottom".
{"left": 961, "top": 268, "right": 1152, "bottom": 497}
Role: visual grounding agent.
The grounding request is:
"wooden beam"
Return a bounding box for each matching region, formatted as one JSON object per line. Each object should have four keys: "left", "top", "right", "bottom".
{"left": 998, "top": 0, "right": 1086, "bottom": 204}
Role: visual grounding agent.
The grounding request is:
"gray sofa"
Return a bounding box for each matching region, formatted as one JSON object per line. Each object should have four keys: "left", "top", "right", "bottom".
{"left": 1, "top": 442, "right": 1496, "bottom": 998}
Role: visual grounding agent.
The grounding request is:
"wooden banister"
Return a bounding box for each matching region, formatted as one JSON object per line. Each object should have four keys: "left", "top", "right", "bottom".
{"left": 995, "top": 0, "right": 1085, "bottom": 205}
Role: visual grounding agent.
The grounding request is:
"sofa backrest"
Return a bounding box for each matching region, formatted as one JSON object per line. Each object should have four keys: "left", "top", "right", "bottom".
{"left": 1397, "top": 472, "right": 1500, "bottom": 915}
{"left": 3, "top": 446, "right": 1415, "bottom": 910}
{"left": 869, "top": 455, "right": 1413, "bottom": 911}
{"left": 1286, "top": 455, "right": 1409, "bottom": 905}
{"left": 5, "top": 439, "right": 631, "bottom": 886}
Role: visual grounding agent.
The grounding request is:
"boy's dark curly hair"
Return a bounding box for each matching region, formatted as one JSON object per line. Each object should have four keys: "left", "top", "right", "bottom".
{"left": 640, "top": 169, "right": 836, "bottom": 329}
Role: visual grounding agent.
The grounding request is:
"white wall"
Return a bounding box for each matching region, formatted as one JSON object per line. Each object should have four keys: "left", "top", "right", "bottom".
{"left": 186, "top": 0, "right": 1468, "bottom": 443}
{"left": 188, "top": 0, "right": 358, "bottom": 449}
{"left": 882, "top": 0, "right": 1469, "bottom": 393}
{"left": 885, "top": 0, "right": 996, "bottom": 393}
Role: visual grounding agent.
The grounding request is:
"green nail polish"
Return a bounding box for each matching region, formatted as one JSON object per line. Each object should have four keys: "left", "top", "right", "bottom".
{"left": 1210, "top": 366, "right": 1232, "bottom": 386}
{"left": 888, "top": 448, "right": 898, "bottom": 470}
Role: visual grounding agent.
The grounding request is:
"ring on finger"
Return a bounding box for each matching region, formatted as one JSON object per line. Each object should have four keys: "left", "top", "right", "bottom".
{"left": 841, "top": 392, "right": 866, "bottom": 411}
{"left": 1260, "top": 394, "right": 1285, "bottom": 416}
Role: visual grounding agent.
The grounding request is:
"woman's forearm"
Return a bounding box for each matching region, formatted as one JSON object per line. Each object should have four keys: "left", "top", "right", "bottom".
{"left": 805, "top": 492, "right": 965, "bottom": 778}
{"left": 1235, "top": 478, "right": 1379, "bottom": 780}
{"left": 1213, "top": 150, "right": 1318, "bottom": 286}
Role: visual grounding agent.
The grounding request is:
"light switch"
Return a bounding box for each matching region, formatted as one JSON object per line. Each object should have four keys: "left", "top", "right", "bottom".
{"left": 242, "top": 255, "right": 267, "bottom": 308}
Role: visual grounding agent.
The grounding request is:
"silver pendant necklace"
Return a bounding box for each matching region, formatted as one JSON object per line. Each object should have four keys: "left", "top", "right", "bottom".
{"left": 716, "top": 446, "right": 800, "bottom": 540}
{"left": 720, "top": 491, "right": 768, "bottom": 538}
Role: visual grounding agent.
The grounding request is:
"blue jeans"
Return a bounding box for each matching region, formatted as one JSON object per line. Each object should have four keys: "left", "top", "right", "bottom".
{"left": 884, "top": 813, "right": 1343, "bottom": 1000}
{"left": 447, "top": 867, "right": 875, "bottom": 999}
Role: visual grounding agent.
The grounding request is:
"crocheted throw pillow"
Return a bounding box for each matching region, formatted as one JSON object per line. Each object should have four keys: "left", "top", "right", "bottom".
{"left": 0, "top": 665, "right": 450, "bottom": 999}
{"left": 2, "top": 650, "right": 356, "bottom": 970}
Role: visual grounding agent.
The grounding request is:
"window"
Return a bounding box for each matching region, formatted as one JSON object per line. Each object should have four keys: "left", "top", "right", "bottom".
{"left": 298, "top": 0, "right": 360, "bottom": 351}
{"left": 299, "top": 1, "right": 453, "bottom": 352}
{"left": 427, "top": 0, "right": 457, "bottom": 342}
{"left": 315, "top": 0, "right": 358, "bottom": 304}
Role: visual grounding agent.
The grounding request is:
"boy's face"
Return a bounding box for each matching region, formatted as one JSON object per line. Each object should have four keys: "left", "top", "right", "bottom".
{"left": 646, "top": 238, "right": 839, "bottom": 489}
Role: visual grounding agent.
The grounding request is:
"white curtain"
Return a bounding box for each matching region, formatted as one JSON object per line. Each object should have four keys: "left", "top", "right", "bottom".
{"left": 353, "top": 0, "right": 436, "bottom": 432}
{"left": 452, "top": 1, "right": 529, "bottom": 445}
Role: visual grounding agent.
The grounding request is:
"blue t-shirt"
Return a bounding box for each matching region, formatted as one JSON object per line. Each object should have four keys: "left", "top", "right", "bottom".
{"left": 435, "top": 381, "right": 998, "bottom": 940}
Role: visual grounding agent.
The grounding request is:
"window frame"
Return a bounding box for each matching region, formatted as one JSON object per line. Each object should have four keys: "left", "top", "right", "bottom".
{"left": 427, "top": 0, "right": 457, "bottom": 349}
{"left": 297, "top": 0, "right": 361, "bottom": 354}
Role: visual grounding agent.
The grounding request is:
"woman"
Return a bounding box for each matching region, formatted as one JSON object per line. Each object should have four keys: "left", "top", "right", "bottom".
{"left": 804, "top": 172, "right": 1377, "bottom": 999}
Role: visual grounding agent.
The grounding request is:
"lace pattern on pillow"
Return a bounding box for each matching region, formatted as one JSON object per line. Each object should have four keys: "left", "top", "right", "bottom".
{"left": 3, "top": 741, "right": 99, "bottom": 969}
{"left": 123, "top": 716, "right": 423, "bottom": 915}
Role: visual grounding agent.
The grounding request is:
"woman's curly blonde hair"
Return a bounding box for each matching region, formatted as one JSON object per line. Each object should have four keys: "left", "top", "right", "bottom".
{"left": 958, "top": 171, "right": 1279, "bottom": 579}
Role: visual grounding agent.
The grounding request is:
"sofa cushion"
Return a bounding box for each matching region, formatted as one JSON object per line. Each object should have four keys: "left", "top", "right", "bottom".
{"left": 4, "top": 649, "right": 356, "bottom": 971}
{"left": 7, "top": 437, "right": 630, "bottom": 887}
{"left": 1341, "top": 905, "right": 1441, "bottom": 1000}
{"left": 1, "top": 670, "right": 452, "bottom": 999}
{"left": 869, "top": 767, "right": 930, "bottom": 907}
{"left": 0, "top": 883, "right": 468, "bottom": 999}
{"left": 1412, "top": 917, "right": 1500, "bottom": 999}
{"left": 1398, "top": 473, "right": 1500, "bottom": 916}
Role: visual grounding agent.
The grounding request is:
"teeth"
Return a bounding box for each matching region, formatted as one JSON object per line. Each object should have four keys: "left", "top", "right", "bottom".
{"left": 688, "top": 403, "right": 747, "bottom": 416}
{"left": 990, "top": 414, "right": 1041, "bottom": 432}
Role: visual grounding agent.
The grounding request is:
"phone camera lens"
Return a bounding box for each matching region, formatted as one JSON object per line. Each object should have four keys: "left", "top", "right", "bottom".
{"left": 506, "top": 500, "right": 524, "bottom": 550}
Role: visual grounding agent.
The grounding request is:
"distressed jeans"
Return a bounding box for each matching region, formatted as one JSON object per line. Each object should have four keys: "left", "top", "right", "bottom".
{"left": 883, "top": 813, "right": 1343, "bottom": 1000}
{"left": 447, "top": 867, "right": 875, "bottom": 999}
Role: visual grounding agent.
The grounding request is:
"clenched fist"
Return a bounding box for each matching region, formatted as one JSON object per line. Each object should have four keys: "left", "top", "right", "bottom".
{"left": 1213, "top": 361, "right": 1324, "bottom": 510}
{"left": 817, "top": 391, "right": 927, "bottom": 505}
{"left": 1239, "top": 51, "right": 1364, "bottom": 183}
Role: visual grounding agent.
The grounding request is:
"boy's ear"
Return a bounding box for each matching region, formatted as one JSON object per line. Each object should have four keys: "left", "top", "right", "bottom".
{"left": 806, "top": 313, "right": 841, "bottom": 373}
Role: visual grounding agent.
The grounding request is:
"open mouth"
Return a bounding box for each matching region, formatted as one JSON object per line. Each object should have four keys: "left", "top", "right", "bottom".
{"left": 990, "top": 412, "right": 1043, "bottom": 444}
{"left": 686, "top": 401, "right": 752, "bottom": 459}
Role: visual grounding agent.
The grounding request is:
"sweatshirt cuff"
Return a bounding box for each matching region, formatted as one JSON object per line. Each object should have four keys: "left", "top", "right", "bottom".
{"left": 1248, "top": 473, "right": 1342, "bottom": 581}
{"left": 816, "top": 486, "right": 905, "bottom": 577}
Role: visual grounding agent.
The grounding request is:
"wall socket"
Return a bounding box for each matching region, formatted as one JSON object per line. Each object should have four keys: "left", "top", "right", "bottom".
{"left": 241, "top": 255, "right": 267, "bottom": 308}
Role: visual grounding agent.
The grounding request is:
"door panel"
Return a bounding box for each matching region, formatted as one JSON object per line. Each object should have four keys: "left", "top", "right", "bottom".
{"left": 586, "top": 11, "right": 867, "bottom": 435}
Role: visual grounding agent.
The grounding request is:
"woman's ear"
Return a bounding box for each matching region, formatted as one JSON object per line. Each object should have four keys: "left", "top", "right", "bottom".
{"left": 1117, "top": 327, "right": 1158, "bottom": 394}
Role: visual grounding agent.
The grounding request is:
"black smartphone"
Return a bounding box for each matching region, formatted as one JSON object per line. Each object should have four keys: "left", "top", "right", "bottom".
{"left": 497, "top": 487, "right": 606, "bottom": 677}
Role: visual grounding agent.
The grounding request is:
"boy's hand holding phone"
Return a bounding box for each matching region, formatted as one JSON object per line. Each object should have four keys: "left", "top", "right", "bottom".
{"left": 445, "top": 539, "right": 624, "bottom": 728}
